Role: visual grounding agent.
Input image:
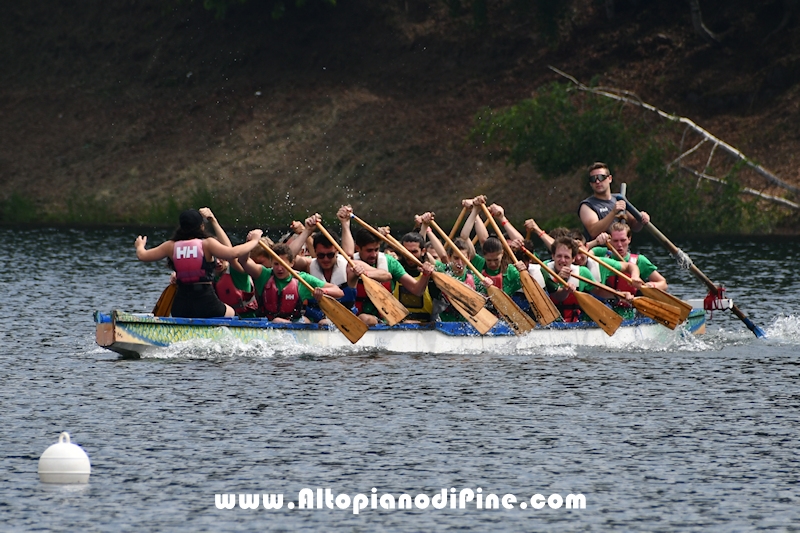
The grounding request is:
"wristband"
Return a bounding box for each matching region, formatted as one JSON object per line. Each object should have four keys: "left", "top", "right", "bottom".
{"left": 538, "top": 230, "right": 546, "bottom": 238}
{"left": 501, "top": 219, "right": 508, "bottom": 226}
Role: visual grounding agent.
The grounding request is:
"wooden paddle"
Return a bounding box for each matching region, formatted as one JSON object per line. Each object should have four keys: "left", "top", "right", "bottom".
{"left": 479, "top": 203, "right": 561, "bottom": 326}
{"left": 315, "top": 221, "right": 409, "bottom": 326}
{"left": 449, "top": 206, "right": 468, "bottom": 242}
{"left": 152, "top": 283, "right": 176, "bottom": 317}
{"left": 583, "top": 246, "right": 692, "bottom": 323}
{"left": 449, "top": 298, "right": 498, "bottom": 335}
{"left": 429, "top": 219, "right": 536, "bottom": 335}
{"left": 257, "top": 241, "right": 368, "bottom": 344}
{"left": 521, "top": 246, "right": 622, "bottom": 336}
{"left": 350, "top": 214, "right": 488, "bottom": 318}
{"left": 620, "top": 197, "right": 766, "bottom": 338}
{"left": 566, "top": 270, "right": 682, "bottom": 330}
{"left": 379, "top": 231, "right": 498, "bottom": 334}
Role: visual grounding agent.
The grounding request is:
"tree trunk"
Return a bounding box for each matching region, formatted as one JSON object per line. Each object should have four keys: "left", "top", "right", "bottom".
{"left": 689, "top": 0, "right": 720, "bottom": 43}
{"left": 605, "top": 0, "right": 614, "bottom": 20}
{"left": 764, "top": 0, "right": 798, "bottom": 43}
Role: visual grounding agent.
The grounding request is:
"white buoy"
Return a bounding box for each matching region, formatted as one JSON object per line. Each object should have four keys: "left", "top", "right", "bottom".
{"left": 38, "top": 432, "right": 91, "bottom": 484}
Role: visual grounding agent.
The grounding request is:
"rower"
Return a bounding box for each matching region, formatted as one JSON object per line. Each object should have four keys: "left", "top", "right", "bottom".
{"left": 459, "top": 196, "right": 525, "bottom": 297}
{"left": 579, "top": 162, "right": 650, "bottom": 239}
{"left": 596, "top": 221, "right": 667, "bottom": 290}
{"left": 287, "top": 213, "right": 375, "bottom": 322}
{"left": 200, "top": 208, "right": 259, "bottom": 318}
{"left": 541, "top": 236, "right": 599, "bottom": 322}
{"left": 432, "top": 237, "right": 478, "bottom": 322}
{"left": 238, "top": 243, "right": 344, "bottom": 324}
{"left": 342, "top": 218, "right": 434, "bottom": 326}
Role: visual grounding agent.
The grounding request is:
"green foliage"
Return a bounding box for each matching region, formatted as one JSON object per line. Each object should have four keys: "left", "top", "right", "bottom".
{"left": 185, "top": 0, "right": 336, "bottom": 20}
{"left": 0, "top": 193, "right": 40, "bottom": 223}
{"left": 630, "top": 143, "right": 773, "bottom": 235}
{"left": 443, "top": 0, "right": 567, "bottom": 37}
{"left": 471, "top": 82, "right": 633, "bottom": 178}
{"left": 531, "top": 0, "right": 570, "bottom": 41}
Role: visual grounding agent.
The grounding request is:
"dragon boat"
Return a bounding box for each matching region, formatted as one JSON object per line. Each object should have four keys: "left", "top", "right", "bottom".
{"left": 94, "top": 308, "right": 707, "bottom": 358}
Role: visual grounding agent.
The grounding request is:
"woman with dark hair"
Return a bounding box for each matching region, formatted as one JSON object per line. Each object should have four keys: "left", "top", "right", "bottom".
{"left": 135, "top": 209, "right": 262, "bottom": 318}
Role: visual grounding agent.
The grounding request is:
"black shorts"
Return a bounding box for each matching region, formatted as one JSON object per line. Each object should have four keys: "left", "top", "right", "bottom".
{"left": 171, "top": 283, "right": 228, "bottom": 318}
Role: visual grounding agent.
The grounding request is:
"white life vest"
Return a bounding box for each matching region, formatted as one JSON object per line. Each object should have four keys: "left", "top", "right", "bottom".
{"left": 310, "top": 254, "right": 349, "bottom": 286}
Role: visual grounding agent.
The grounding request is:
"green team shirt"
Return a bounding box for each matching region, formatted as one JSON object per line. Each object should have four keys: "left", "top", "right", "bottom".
{"left": 254, "top": 267, "right": 325, "bottom": 302}
{"left": 470, "top": 254, "right": 521, "bottom": 295}
{"left": 589, "top": 256, "right": 624, "bottom": 284}
{"left": 228, "top": 268, "right": 253, "bottom": 291}
{"left": 590, "top": 247, "right": 659, "bottom": 281}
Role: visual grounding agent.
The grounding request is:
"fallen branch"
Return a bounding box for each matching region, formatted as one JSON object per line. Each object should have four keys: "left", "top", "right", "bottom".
{"left": 549, "top": 66, "right": 800, "bottom": 198}
{"left": 679, "top": 165, "right": 800, "bottom": 209}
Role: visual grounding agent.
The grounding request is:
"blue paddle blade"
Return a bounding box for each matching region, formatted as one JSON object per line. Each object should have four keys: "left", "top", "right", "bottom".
{"left": 745, "top": 318, "right": 767, "bottom": 339}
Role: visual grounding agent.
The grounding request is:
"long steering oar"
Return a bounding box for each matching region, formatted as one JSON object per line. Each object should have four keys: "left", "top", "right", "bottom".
{"left": 566, "top": 269, "right": 682, "bottom": 330}
{"left": 584, "top": 246, "right": 692, "bottom": 323}
{"left": 479, "top": 204, "right": 560, "bottom": 326}
{"left": 429, "top": 220, "right": 535, "bottom": 335}
{"left": 315, "top": 221, "right": 409, "bottom": 327}
{"left": 257, "top": 241, "right": 367, "bottom": 344}
{"left": 350, "top": 214, "right": 488, "bottom": 318}
{"left": 620, "top": 197, "right": 767, "bottom": 338}
{"left": 521, "top": 246, "right": 622, "bottom": 336}
{"left": 152, "top": 284, "right": 177, "bottom": 317}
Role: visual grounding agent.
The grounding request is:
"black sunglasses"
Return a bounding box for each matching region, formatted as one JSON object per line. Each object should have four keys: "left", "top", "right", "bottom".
{"left": 588, "top": 174, "right": 609, "bottom": 183}
{"left": 316, "top": 252, "right": 337, "bottom": 259}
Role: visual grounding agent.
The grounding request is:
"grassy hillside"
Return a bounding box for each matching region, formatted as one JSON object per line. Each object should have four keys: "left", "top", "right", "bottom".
{"left": 1, "top": 0, "right": 799, "bottom": 233}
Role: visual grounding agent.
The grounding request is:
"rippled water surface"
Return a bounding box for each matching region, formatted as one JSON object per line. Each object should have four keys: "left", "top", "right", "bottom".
{"left": 2, "top": 227, "right": 799, "bottom": 531}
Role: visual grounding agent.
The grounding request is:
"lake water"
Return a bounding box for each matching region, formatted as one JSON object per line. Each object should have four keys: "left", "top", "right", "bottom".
{"left": 2, "top": 227, "right": 799, "bottom": 531}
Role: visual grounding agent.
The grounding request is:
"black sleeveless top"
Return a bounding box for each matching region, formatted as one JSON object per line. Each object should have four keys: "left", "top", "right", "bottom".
{"left": 579, "top": 196, "right": 617, "bottom": 239}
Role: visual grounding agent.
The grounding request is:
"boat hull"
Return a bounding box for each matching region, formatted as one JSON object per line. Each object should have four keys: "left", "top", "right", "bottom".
{"left": 94, "top": 309, "right": 706, "bottom": 358}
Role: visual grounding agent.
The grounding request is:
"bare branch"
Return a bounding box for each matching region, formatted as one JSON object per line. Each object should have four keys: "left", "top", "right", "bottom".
{"left": 689, "top": 0, "right": 720, "bottom": 44}
{"left": 549, "top": 66, "right": 800, "bottom": 197}
{"left": 668, "top": 138, "right": 707, "bottom": 169}
{"left": 680, "top": 166, "right": 800, "bottom": 210}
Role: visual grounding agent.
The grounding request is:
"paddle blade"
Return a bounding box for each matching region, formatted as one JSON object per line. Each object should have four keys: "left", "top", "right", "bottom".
{"left": 519, "top": 271, "right": 561, "bottom": 326}
{"left": 487, "top": 285, "right": 536, "bottom": 335}
{"left": 317, "top": 295, "right": 368, "bottom": 344}
{"left": 432, "top": 272, "right": 486, "bottom": 316}
{"left": 639, "top": 286, "right": 692, "bottom": 323}
{"left": 450, "top": 299, "right": 498, "bottom": 335}
{"left": 732, "top": 304, "right": 768, "bottom": 339}
{"left": 632, "top": 297, "right": 682, "bottom": 330}
{"left": 573, "top": 291, "right": 622, "bottom": 336}
{"left": 361, "top": 275, "right": 409, "bottom": 326}
{"left": 152, "top": 284, "right": 177, "bottom": 317}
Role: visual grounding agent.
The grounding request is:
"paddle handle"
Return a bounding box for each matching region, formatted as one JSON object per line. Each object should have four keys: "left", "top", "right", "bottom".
{"left": 479, "top": 203, "right": 519, "bottom": 262}
{"left": 448, "top": 206, "right": 468, "bottom": 242}
{"left": 315, "top": 222, "right": 358, "bottom": 270}
{"left": 606, "top": 242, "right": 626, "bottom": 262}
{"left": 257, "top": 240, "right": 317, "bottom": 294}
{"left": 428, "top": 220, "right": 487, "bottom": 283}
{"left": 520, "top": 246, "right": 569, "bottom": 288}
{"left": 350, "top": 214, "right": 424, "bottom": 268}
